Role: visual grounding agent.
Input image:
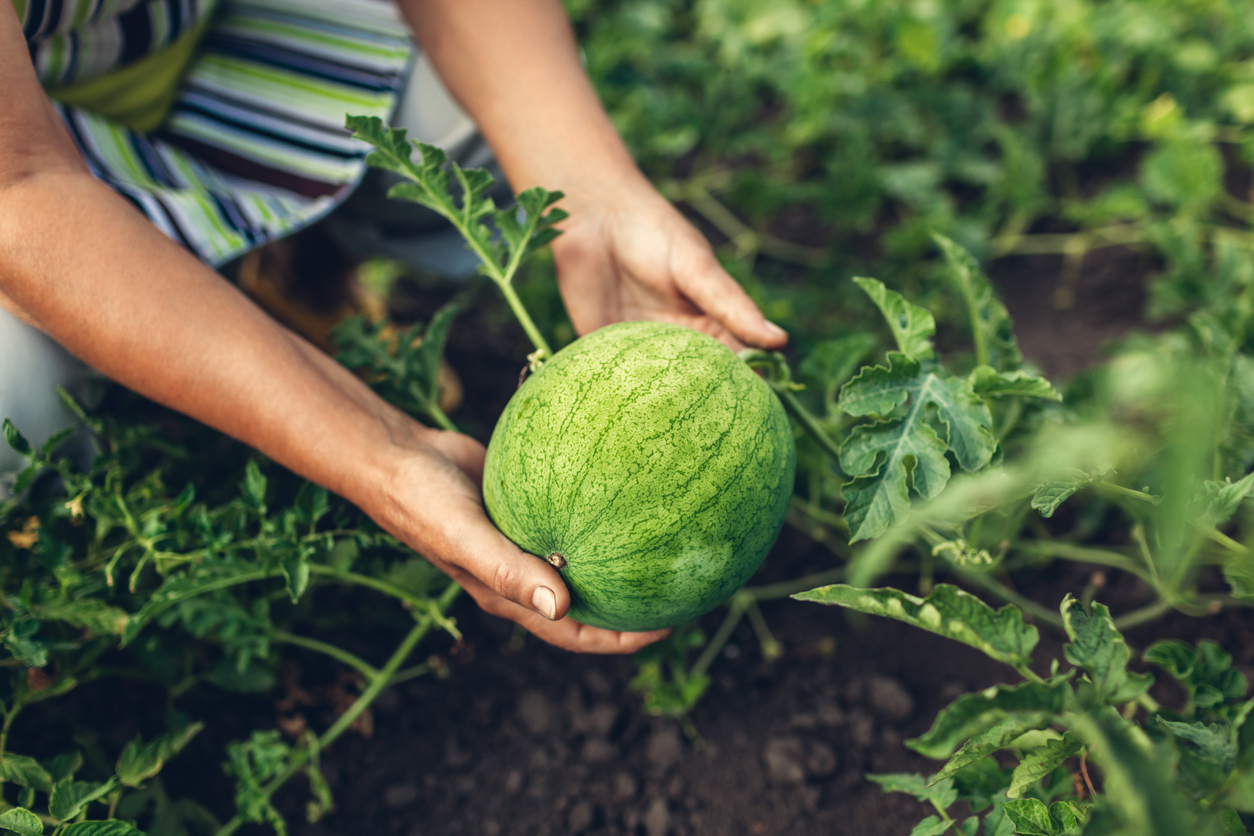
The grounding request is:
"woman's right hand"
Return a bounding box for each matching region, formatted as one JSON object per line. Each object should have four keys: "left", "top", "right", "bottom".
{"left": 370, "top": 427, "right": 671, "bottom": 654}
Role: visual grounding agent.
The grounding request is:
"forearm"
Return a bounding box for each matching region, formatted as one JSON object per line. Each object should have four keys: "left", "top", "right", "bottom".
{"left": 399, "top": 0, "right": 645, "bottom": 194}
{"left": 0, "top": 170, "right": 421, "bottom": 508}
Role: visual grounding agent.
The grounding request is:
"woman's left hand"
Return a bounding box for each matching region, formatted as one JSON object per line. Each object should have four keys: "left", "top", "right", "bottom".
{"left": 551, "top": 176, "right": 789, "bottom": 352}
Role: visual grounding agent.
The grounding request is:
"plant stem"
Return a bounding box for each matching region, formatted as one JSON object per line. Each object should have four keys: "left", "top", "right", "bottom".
{"left": 1111, "top": 599, "right": 1174, "bottom": 630}
{"left": 214, "top": 583, "right": 461, "bottom": 836}
{"left": 306, "top": 565, "right": 435, "bottom": 612}
{"left": 425, "top": 401, "right": 458, "bottom": 433}
{"left": 744, "top": 567, "right": 847, "bottom": 601}
{"left": 270, "top": 630, "right": 380, "bottom": 680}
{"left": 1097, "top": 481, "right": 1160, "bottom": 505}
{"left": 743, "top": 597, "right": 782, "bottom": 661}
{"left": 1012, "top": 540, "right": 1150, "bottom": 582}
{"left": 1189, "top": 520, "right": 1248, "bottom": 555}
{"left": 774, "top": 386, "right": 844, "bottom": 463}
{"left": 690, "top": 595, "right": 748, "bottom": 680}
{"left": 494, "top": 279, "right": 552, "bottom": 360}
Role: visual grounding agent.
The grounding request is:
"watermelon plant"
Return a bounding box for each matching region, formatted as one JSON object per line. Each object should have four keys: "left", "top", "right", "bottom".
{"left": 798, "top": 583, "right": 1254, "bottom": 835}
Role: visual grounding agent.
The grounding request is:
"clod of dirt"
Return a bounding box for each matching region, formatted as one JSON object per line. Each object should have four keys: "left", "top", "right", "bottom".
{"left": 864, "top": 675, "right": 914, "bottom": 722}
{"left": 613, "top": 771, "right": 638, "bottom": 801}
{"left": 763, "top": 737, "right": 807, "bottom": 784}
{"left": 579, "top": 737, "right": 618, "bottom": 764}
{"left": 568, "top": 799, "right": 595, "bottom": 833}
{"left": 646, "top": 725, "right": 683, "bottom": 771}
{"left": 644, "top": 797, "right": 671, "bottom": 836}
{"left": 574, "top": 701, "right": 619, "bottom": 737}
{"left": 846, "top": 708, "right": 877, "bottom": 749}
{"left": 806, "top": 742, "right": 838, "bottom": 778}
{"left": 503, "top": 769, "right": 523, "bottom": 795}
{"left": 382, "top": 784, "right": 418, "bottom": 808}
{"left": 516, "top": 689, "right": 551, "bottom": 736}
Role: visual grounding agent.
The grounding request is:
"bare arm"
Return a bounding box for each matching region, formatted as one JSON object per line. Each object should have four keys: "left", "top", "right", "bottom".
{"left": 0, "top": 4, "right": 664, "bottom": 653}
{"left": 399, "top": 0, "right": 789, "bottom": 350}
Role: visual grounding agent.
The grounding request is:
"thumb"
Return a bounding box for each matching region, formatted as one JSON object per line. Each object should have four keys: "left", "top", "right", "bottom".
{"left": 427, "top": 495, "right": 571, "bottom": 622}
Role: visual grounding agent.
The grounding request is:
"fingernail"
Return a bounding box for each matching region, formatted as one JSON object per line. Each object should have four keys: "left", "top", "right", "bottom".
{"left": 763, "top": 319, "right": 787, "bottom": 339}
{"left": 532, "top": 586, "right": 558, "bottom": 620}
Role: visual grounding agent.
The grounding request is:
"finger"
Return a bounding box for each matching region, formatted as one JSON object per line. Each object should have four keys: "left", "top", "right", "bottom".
{"left": 675, "top": 250, "right": 788, "bottom": 349}
{"left": 423, "top": 492, "right": 573, "bottom": 623}
{"left": 464, "top": 577, "right": 671, "bottom": 654}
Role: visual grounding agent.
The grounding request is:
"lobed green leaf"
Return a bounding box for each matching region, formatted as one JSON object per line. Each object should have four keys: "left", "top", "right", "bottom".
{"left": 0, "top": 808, "right": 42, "bottom": 836}
{"left": 1030, "top": 463, "right": 1113, "bottom": 519}
{"left": 794, "top": 584, "right": 1038, "bottom": 667}
{"left": 968, "top": 367, "right": 1060, "bottom": 402}
{"left": 933, "top": 234, "right": 1023, "bottom": 372}
{"left": 117, "top": 723, "right": 205, "bottom": 788}
{"left": 1006, "top": 732, "right": 1084, "bottom": 799}
{"left": 908, "top": 679, "right": 1072, "bottom": 760}
{"left": 1061, "top": 597, "right": 1153, "bottom": 706}
{"left": 838, "top": 354, "right": 995, "bottom": 541}
{"left": 0, "top": 753, "right": 53, "bottom": 793}
{"left": 2, "top": 418, "right": 32, "bottom": 458}
{"left": 49, "top": 778, "right": 114, "bottom": 821}
{"left": 932, "top": 717, "right": 1048, "bottom": 785}
{"left": 866, "top": 772, "right": 958, "bottom": 809}
{"left": 853, "top": 277, "right": 935, "bottom": 361}
{"left": 59, "top": 823, "right": 143, "bottom": 836}
{"left": 1003, "top": 798, "right": 1061, "bottom": 835}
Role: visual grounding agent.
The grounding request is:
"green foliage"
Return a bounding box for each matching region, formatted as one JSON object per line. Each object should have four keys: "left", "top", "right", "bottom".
{"left": 571, "top": 0, "right": 1254, "bottom": 333}
{"left": 794, "top": 584, "right": 1038, "bottom": 667}
{"left": 333, "top": 304, "right": 460, "bottom": 431}
{"left": 826, "top": 585, "right": 1250, "bottom": 834}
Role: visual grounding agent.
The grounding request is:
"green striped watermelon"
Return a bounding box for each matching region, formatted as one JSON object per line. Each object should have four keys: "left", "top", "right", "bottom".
{"left": 483, "top": 321, "right": 796, "bottom": 632}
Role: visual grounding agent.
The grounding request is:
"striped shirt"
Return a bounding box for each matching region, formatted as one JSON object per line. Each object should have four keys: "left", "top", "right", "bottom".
{"left": 19, "top": 0, "right": 413, "bottom": 266}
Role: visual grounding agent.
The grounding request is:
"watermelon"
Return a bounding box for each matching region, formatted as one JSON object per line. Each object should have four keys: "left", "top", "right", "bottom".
{"left": 483, "top": 321, "right": 796, "bottom": 632}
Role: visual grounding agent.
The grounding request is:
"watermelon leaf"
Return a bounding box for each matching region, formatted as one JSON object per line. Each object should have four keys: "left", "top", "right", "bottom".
{"left": 1002, "top": 798, "right": 1063, "bottom": 835}
{"left": 968, "top": 367, "right": 1060, "bottom": 401}
{"left": 907, "top": 679, "right": 1073, "bottom": 759}
{"left": 117, "top": 723, "right": 205, "bottom": 788}
{"left": 1007, "top": 732, "right": 1084, "bottom": 798}
{"left": 866, "top": 773, "right": 958, "bottom": 809}
{"left": 48, "top": 778, "right": 115, "bottom": 820}
{"left": 933, "top": 233, "right": 1022, "bottom": 371}
{"left": 932, "top": 716, "right": 1049, "bottom": 785}
{"left": 838, "top": 354, "right": 995, "bottom": 541}
{"left": 1061, "top": 597, "right": 1153, "bottom": 705}
{"left": 1031, "top": 463, "right": 1113, "bottom": 518}
{"left": 793, "top": 584, "right": 1038, "bottom": 667}
{"left": 852, "top": 278, "right": 935, "bottom": 361}
{"left": 0, "top": 808, "right": 43, "bottom": 836}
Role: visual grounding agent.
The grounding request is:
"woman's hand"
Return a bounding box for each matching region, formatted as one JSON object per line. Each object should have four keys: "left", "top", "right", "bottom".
{"left": 401, "top": 0, "right": 787, "bottom": 351}
{"left": 374, "top": 427, "right": 671, "bottom": 654}
{"left": 552, "top": 177, "right": 789, "bottom": 351}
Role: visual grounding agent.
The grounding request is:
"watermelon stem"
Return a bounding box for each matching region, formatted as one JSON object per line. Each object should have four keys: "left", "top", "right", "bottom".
{"left": 545, "top": 552, "right": 567, "bottom": 569}
{"left": 741, "top": 350, "right": 844, "bottom": 463}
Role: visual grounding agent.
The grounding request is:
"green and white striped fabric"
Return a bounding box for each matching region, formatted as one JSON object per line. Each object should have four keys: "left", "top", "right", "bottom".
{"left": 24, "top": 0, "right": 414, "bottom": 266}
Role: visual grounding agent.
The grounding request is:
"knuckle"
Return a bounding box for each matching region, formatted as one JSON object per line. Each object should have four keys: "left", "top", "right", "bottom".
{"left": 490, "top": 560, "right": 520, "bottom": 600}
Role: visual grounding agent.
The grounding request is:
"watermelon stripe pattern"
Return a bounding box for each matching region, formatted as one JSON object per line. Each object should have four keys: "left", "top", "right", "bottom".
{"left": 484, "top": 322, "right": 796, "bottom": 632}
